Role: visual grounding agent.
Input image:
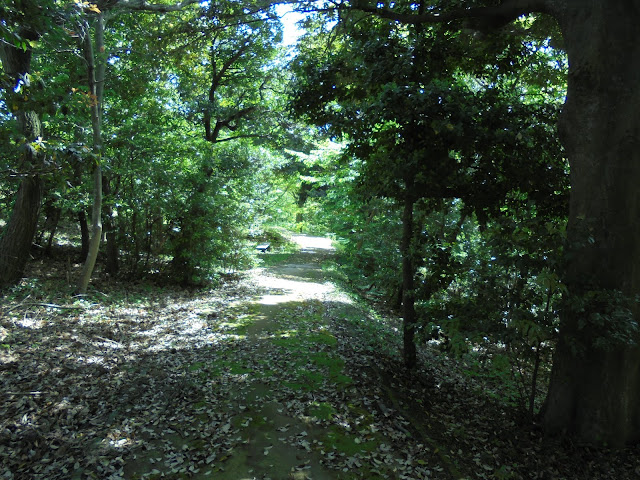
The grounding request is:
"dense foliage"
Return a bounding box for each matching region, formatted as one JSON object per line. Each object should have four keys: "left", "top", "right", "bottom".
{"left": 0, "top": 0, "right": 317, "bottom": 286}
{"left": 290, "top": 6, "right": 568, "bottom": 412}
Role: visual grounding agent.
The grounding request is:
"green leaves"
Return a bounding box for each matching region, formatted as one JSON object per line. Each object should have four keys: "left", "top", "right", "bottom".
{"left": 569, "top": 289, "right": 640, "bottom": 351}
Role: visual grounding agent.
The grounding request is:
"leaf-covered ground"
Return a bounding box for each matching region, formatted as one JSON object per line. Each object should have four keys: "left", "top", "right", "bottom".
{"left": 2, "top": 235, "right": 640, "bottom": 479}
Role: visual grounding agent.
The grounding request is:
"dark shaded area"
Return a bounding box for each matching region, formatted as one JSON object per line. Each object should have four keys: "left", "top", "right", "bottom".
{"left": 2, "top": 242, "right": 640, "bottom": 479}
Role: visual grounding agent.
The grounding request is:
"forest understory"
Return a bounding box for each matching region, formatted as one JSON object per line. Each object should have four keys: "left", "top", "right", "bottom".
{"left": 1, "top": 238, "right": 640, "bottom": 480}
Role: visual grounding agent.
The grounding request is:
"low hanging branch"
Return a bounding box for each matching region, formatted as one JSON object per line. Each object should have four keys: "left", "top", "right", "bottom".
{"left": 113, "top": 0, "right": 201, "bottom": 13}
{"left": 351, "top": 0, "right": 550, "bottom": 29}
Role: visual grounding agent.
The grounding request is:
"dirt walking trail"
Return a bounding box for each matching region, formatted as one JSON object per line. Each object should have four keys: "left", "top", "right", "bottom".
{"left": 211, "top": 235, "right": 346, "bottom": 480}
{"left": 119, "top": 234, "right": 446, "bottom": 479}
{"left": 6, "top": 236, "right": 639, "bottom": 479}
{"left": 2, "top": 234, "right": 452, "bottom": 480}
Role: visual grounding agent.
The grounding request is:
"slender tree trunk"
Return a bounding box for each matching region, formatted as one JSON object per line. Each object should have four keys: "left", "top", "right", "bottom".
{"left": 70, "top": 130, "right": 90, "bottom": 263}
{"left": 401, "top": 194, "right": 417, "bottom": 369}
{"left": 36, "top": 197, "right": 62, "bottom": 254}
{"left": 77, "top": 13, "right": 105, "bottom": 294}
{"left": 43, "top": 205, "right": 62, "bottom": 255}
{"left": 171, "top": 216, "right": 198, "bottom": 285}
{"left": 544, "top": 2, "right": 640, "bottom": 445}
{"left": 103, "top": 174, "right": 119, "bottom": 275}
{"left": 529, "top": 342, "right": 542, "bottom": 419}
{"left": 78, "top": 210, "right": 90, "bottom": 263}
{"left": 0, "top": 38, "right": 43, "bottom": 288}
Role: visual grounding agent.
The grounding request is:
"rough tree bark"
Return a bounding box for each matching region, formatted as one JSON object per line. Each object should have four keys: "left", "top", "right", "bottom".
{"left": 0, "top": 34, "right": 43, "bottom": 288}
{"left": 542, "top": 1, "right": 640, "bottom": 446}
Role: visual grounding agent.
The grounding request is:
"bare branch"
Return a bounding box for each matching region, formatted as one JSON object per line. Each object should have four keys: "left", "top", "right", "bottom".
{"left": 352, "top": 0, "right": 551, "bottom": 29}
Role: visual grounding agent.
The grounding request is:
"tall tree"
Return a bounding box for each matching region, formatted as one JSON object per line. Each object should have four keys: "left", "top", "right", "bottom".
{"left": 0, "top": 0, "right": 203, "bottom": 289}
{"left": 352, "top": 0, "right": 640, "bottom": 444}
{"left": 155, "top": 0, "right": 284, "bottom": 284}
{"left": 76, "top": 10, "right": 106, "bottom": 294}
{"left": 292, "top": 5, "right": 564, "bottom": 369}
{"left": 0, "top": 0, "right": 52, "bottom": 287}
{"left": 75, "top": 0, "right": 203, "bottom": 289}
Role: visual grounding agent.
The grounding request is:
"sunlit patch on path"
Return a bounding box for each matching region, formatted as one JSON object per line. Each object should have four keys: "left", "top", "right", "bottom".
{"left": 255, "top": 276, "right": 336, "bottom": 305}
{"left": 252, "top": 234, "right": 349, "bottom": 307}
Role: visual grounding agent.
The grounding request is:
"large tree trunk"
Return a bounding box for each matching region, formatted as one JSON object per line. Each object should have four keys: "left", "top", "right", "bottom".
{"left": 544, "top": 2, "right": 640, "bottom": 445}
{"left": 0, "top": 176, "right": 42, "bottom": 286}
{"left": 0, "top": 38, "right": 43, "bottom": 288}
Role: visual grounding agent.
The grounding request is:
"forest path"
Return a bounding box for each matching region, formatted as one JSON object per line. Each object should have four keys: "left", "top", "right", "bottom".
{"left": 2, "top": 235, "right": 449, "bottom": 479}
{"left": 210, "top": 235, "right": 343, "bottom": 479}
{"left": 121, "top": 234, "right": 445, "bottom": 479}
{"left": 3, "top": 237, "right": 637, "bottom": 479}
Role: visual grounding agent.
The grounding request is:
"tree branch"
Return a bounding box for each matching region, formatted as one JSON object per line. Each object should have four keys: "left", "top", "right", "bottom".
{"left": 208, "top": 106, "right": 258, "bottom": 142}
{"left": 114, "top": 0, "right": 200, "bottom": 13}
{"left": 215, "top": 133, "right": 269, "bottom": 143}
{"left": 352, "top": 0, "right": 551, "bottom": 29}
{"left": 212, "top": 39, "right": 252, "bottom": 88}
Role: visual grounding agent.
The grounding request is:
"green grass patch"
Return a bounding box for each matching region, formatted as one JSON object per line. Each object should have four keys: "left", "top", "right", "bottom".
{"left": 311, "top": 352, "right": 342, "bottom": 372}
{"left": 307, "top": 331, "right": 337, "bottom": 347}
{"left": 229, "top": 364, "right": 253, "bottom": 375}
{"left": 269, "top": 306, "right": 355, "bottom": 394}
{"left": 331, "top": 373, "right": 353, "bottom": 387}
{"left": 272, "top": 333, "right": 306, "bottom": 352}
{"left": 302, "top": 370, "right": 324, "bottom": 387}
{"left": 324, "top": 426, "right": 380, "bottom": 455}
{"left": 218, "top": 314, "right": 261, "bottom": 336}
{"left": 257, "top": 252, "right": 296, "bottom": 267}
{"left": 189, "top": 355, "right": 254, "bottom": 378}
{"left": 308, "top": 401, "right": 336, "bottom": 421}
{"left": 232, "top": 412, "right": 269, "bottom": 430}
{"left": 188, "top": 361, "right": 206, "bottom": 372}
{"left": 283, "top": 381, "right": 306, "bottom": 391}
{"left": 310, "top": 352, "right": 353, "bottom": 387}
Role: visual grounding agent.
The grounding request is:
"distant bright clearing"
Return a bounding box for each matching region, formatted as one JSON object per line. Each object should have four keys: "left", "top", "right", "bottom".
{"left": 290, "top": 234, "right": 335, "bottom": 251}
